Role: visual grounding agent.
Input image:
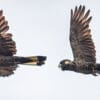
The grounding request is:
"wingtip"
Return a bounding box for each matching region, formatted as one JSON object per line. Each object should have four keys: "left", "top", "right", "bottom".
{"left": 0, "top": 10, "right": 3, "bottom": 15}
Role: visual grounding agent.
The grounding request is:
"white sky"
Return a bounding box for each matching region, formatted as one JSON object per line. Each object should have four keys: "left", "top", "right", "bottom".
{"left": 0, "top": 0, "right": 100, "bottom": 100}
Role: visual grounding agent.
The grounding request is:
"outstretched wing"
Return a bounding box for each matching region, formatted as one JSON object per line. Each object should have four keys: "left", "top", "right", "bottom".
{"left": 0, "top": 10, "right": 16, "bottom": 56}
{"left": 70, "top": 5, "right": 96, "bottom": 63}
{"left": 0, "top": 10, "right": 17, "bottom": 77}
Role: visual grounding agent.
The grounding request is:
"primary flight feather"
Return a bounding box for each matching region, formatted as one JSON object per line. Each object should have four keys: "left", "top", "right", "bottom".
{"left": 0, "top": 10, "right": 46, "bottom": 77}
{"left": 59, "top": 5, "right": 100, "bottom": 76}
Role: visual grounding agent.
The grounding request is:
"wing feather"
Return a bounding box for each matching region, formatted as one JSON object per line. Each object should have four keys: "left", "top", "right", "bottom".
{"left": 0, "top": 10, "right": 16, "bottom": 56}
{"left": 70, "top": 5, "right": 96, "bottom": 63}
{"left": 0, "top": 10, "right": 17, "bottom": 76}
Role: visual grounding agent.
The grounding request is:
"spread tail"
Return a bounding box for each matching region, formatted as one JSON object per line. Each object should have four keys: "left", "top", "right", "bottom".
{"left": 15, "top": 56, "right": 47, "bottom": 66}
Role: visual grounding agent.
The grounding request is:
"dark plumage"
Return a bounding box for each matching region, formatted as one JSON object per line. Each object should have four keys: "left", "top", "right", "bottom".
{"left": 59, "top": 5, "right": 100, "bottom": 76}
{"left": 0, "top": 10, "right": 46, "bottom": 77}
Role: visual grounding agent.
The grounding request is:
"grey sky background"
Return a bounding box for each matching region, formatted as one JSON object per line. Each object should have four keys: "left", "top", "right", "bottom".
{"left": 0, "top": 0, "right": 100, "bottom": 100}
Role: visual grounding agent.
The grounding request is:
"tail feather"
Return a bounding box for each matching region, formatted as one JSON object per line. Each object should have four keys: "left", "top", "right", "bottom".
{"left": 25, "top": 56, "right": 46, "bottom": 66}
{"left": 15, "top": 56, "right": 47, "bottom": 66}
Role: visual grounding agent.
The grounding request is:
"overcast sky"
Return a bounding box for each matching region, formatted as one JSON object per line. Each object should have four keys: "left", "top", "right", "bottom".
{"left": 0, "top": 0, "right": 100, "bottom": 100}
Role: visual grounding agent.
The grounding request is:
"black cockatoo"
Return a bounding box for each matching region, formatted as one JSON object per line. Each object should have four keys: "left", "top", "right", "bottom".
{"left": 59, "top": 5, "right": 100, "bottom": 76}
{"left": 0, "top": 10, "right": 46, "bottom": 77}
